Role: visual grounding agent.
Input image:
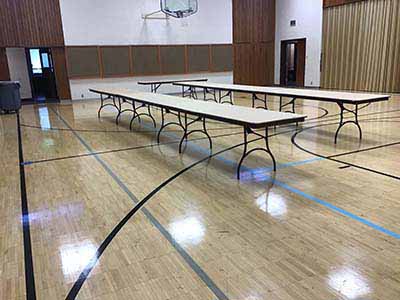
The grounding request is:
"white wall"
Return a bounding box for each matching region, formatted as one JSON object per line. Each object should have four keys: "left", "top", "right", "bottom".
{"left": 275, "top": 0, "right": 323, "bottom": 87}
{"left": 59, "top": 0, "right": 232, "bottom": 45}
{"left": 6, "top": 48, "right": 32, "bottom": 99}
{"left": 59, "top": 0, "right": 233, "bottom": 100}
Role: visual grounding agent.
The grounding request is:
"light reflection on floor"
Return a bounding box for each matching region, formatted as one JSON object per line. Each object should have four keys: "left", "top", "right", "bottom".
{"left": 60, "top": 240, "right": 97, "bottom": 277}
{"left": 169, "top": 215, "right": 205, "bottom": 246}
{"left": 328, "top": 267, "right": 371, "bottom": 299}
{"left": 255, "top": 191, "right": 288, "bottom": 219}
{"left": 38, "top": 107, "right": 51, "bottom": 130}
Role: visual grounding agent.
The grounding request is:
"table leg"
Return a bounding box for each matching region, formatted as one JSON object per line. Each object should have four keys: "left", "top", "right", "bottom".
{"left": 237, "top": 126, "right": 276, "bottom": 180}
{"left": 334, "top": 102, "right": 362, "bottom": 144}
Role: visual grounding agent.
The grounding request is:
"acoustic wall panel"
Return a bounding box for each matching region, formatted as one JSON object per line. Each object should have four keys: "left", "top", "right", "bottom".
{"left": 160, "top": 46, "right": 185, "bottom": 74}
{"left": 211, "top": 45, "right": 233, "bottom": 72}
{"left": 67, "top": 47, "right": 100, "bottom": 77}
{"left": 101, "top": 47, "right": 130, "bottom": 76}
{"left": 187, "top": 45, "right": 210, "bottom": 73}
{"left": 132, "top": 46, "right": 160, "bottom": 75}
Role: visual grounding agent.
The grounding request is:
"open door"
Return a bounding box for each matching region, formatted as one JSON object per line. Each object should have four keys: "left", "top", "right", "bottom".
{"left": 26, "top": 48, "right": 59, "bottom": 101}
{"left": 280, "top": 38, "right": 306, "bottom": 87}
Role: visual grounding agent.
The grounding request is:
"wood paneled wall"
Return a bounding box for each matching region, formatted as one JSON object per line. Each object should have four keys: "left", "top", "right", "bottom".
{"left": 51, "top": 47, "right": 71, "bottom": 100}
{"left": 0, "top": 0, "right": 71, "bottom": 98}
{"left": 0, "top": 0, "right": 65, "bottom": 47}
{"left": 66, "top": 44, "right": 233, "bottom": 79}
{"left": 321, "top": 0, "right": 400, "bottom": 92}
{"left": 0, "top": 48, "right": 10, "bottom": 80}
{"left": 233, "top": 0, "right": 275, "bottom": 86}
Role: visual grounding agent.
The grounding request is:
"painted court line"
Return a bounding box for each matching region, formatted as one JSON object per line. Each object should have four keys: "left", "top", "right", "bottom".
{"left": 164, "top": 123, "right": 400, "bottom": 240}
{"left": 50, "top": 107, "right": 229, "bottom": 300}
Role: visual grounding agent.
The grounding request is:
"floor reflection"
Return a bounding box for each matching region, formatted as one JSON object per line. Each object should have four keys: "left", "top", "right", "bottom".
{"left": 255, "top": 191, "right": 288, "bottom": 220}
{"left": 328, "top": 267, "right": 371, "bottom": 299}
{"left": 60, "top": 240, "right": 97, "bottom": 277}
{"left": 38, "top": 107, "right": 51, "bottom": 130}
{"left": 169, "top": 215, "right": 205, "bottom": 246}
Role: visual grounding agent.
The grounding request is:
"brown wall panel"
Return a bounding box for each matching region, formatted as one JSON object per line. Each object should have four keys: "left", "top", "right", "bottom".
{"left": 0, "top": 0, "right": 65, "bottom": 47}
{"left": 0, "top": 48, "right": 10, "bottom": 80}
{"left": 51, "top": 47, "right": 71, "bottom": 100}
{"left": 101, "top": 47, "right": 130, "bottom": 76}
{"left": 132, "top": 46, "right": 160, "bottom": 76}
{"left": 211, "top": 45, "right": 233, "bottom": 72}
{"left": 66, "top": 44, "right": 232, "bottom": 79}
{"left": 67, "top": 47, "right": 100, "bottom": 78}
{"left": 233, "top": 0, "right": 275, "bottom": 86}
{"left": 187, "top": 45, "right": 210, "bottom": 73}
{"left": 254, "top": 0, "right": 275, "bottom": 43}
{"left": 233, "top": 0, "right": 253, "bottom": 43}
{"left": 160, "top": 46, "right": 185, "bottom": 74}
{"left": 233, "top": 44, "right": 252, "bottom": 84}
{"left": 253, "top": 43, "right": 274, "bottom": 86}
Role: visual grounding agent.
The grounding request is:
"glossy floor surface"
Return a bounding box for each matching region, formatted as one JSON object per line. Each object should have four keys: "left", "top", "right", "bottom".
{"left": 1, "top": 94, "right": 399, "bottom": 300}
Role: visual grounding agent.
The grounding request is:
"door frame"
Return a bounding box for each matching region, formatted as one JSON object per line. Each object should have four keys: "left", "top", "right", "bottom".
{"left": 25, "top": 47, "right": 59, "bottom": 101}
{"left": 280, "top": 38, "right": 306, "bottom": 87}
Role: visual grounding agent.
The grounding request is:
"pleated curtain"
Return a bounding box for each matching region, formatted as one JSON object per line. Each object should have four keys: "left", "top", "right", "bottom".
{"left": 321, "top": 0, "right": 400, "bottom": 93}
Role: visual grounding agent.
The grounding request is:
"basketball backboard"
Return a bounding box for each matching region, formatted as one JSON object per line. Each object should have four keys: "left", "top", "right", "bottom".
{"left": 160, "top": 0, "right": 198, "bottom": 18}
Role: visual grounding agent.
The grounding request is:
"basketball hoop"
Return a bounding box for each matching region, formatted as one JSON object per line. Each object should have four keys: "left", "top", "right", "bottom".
{"left": 142, "top": 0, "right": 198, "bottom": 20}
{"left": 161, "top": 0, "right": 198, "bottom": 18}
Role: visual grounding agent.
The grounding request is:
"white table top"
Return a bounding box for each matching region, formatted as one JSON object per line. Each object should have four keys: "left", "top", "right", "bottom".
{"left": 137, "top": 78, "right": 208, "bottom": 85}
{"left": 90, "top": 88, "right": 306, "bottom": 128}
{"left": 173, "top": 81, "right": 390, "bottom": 104}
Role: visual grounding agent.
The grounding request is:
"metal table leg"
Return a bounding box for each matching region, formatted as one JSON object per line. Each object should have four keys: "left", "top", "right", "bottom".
{"left": 334, "top": 102, "right": 362, "bottom": 144}
{"left": 178, "top": 113, "right": 212, "bottom": 153}
{"left": 237, "top": 126, "right": 276, "bottom": 180}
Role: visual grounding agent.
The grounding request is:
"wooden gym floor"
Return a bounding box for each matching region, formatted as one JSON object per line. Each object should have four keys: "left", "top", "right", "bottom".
{"left": 1, "top": 94, "right": 399, "bottom": 300}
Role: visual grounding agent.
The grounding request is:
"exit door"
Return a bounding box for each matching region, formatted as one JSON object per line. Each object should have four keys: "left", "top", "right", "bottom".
{"left": 26, "top": 48, "right": 58, "bottom": 101}
{"left": 280, "top": 39, "right": 306, "bottom": 87}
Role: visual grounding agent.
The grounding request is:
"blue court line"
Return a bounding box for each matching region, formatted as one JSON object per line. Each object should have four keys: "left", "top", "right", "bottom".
{"left": 157, "top": 122, "right": 400, "bottom": 240}
{"left": 50, "top": 108, "right": 229, "bottom": 300}
{"left": 271, "top": 178, "right": 400, "bottom": 239}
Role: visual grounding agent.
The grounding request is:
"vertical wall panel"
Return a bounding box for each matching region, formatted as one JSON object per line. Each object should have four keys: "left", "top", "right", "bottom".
{"left": 321, "top": 0, "right": 400, "bottom": 92}
{"left": 233, "top": 0, "right": 252, "bottom": 43}
{"left": 0, "top": 48, "right": 10, "bottom": 80}
{"left": 233, "top": 0, "right": 275, "bottom": 86}
{"left": 0, "top": 0, "right": 65, "bottom": 47}
{"left": 52, "top": 47, "right": 71, "bottom": 100}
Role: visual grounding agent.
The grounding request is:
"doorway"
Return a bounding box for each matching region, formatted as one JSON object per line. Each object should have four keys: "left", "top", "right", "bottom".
{"left": 280, "top": 38, "right": 306, "bottom": 87}
{"left": 26, "top": 48, "right": 58, "bottom": 101}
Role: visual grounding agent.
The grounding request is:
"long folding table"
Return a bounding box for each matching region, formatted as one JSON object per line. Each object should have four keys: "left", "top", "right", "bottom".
{"left": 90, "top": 87, "right": 306, "bottom": 179}
{"left": 137, "top": 78, "right": 208, "bottom": 93}
{"left": 173, "top": 81, "right": 390, "bottom": 143}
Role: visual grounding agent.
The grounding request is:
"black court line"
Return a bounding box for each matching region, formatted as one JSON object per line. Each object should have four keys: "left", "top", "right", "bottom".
{"left": 339, "top": 165, "right": 351, "bottom": 169}
{"left": 21, "top": 130, "right": 246, "bottom": 165}
{"left": 22, "top": 106, "right": 399, "bottom": 167}
{"left": 17, "top": 113, "right": 37, "bottom": 300}
{"left": 329, "top": 141, "right": 400, "bottom": 159}
{"left": 22, "top": 123, "right": 303, "bottom": 166}
{"left": 48, "top": 107, "right": 230, "bottom": 300}
{"left": 43, "top": 103, "right": 396, "bottom": 298}
{"left": 291, "top": 120, "right": 400, "bottom": 181}
{"left": 21, "top": 123, "right": 239, "bottom": 133}
{"left": 62, "top": 111, "right": 400, "bottom": 299}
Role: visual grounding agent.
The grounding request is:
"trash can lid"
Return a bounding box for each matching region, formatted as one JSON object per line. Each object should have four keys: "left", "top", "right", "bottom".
{"left": 0, "top": 81, "right": 21, "bottom": 88}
